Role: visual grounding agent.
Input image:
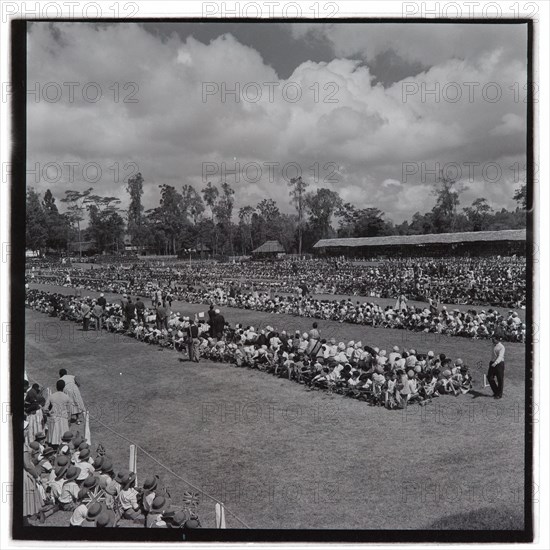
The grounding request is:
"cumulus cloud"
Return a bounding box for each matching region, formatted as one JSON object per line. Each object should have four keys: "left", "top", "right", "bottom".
{"left": 27, "top": 22, "right": 527, "bottom": 224}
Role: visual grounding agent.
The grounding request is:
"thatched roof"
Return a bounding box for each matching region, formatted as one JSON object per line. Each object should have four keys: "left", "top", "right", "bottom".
{"left": 313, "top": 229, "right": 526, "bottom": 249}
{"left": 252, "top": 240, "right": 285, "bottom": 254}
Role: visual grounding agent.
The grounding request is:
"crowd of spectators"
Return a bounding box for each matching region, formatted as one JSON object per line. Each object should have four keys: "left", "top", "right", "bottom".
{"left": 23, "top": 374, "right": 201, "bottom": 528}
{"left": 27, "top": 288, "right": 481, "bottom": 417}
{"left": 26, "top": 255, "right": 526, "bottom": 309}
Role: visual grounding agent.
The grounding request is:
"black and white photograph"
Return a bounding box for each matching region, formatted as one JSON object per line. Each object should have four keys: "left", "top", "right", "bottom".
{"left": 3, "top": 3, "right": 546, "bottom": 545}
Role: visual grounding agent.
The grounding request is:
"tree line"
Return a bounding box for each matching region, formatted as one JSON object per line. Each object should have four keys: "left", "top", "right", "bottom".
{"left": 26, "top": 173, "right": 527, "bottom": 257}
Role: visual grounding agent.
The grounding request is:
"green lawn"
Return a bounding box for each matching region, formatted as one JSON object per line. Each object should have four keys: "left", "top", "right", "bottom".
{"left": 24, "top": 291, "right": 527, "bottom": 530}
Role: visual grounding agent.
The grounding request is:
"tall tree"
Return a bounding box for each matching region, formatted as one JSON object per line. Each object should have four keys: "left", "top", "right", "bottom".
{"left": 201, "top": 182, "right": 219, "bottom": 221}
{"left": 85, "top": 195, "right": 124, "bottom": 253}
{"left": 288, "top": 176, "right": 309, "bottom": 255}
{"left": 214, "top": 182, "right": 236, "bottom": 254}
{"left": 126, "top": 172, "right": 145, "bottom": 249}
{"left": 305, "top": 188, "right": 342, "bottom": 241}
{"left": 42, "top": 189, "right": 69, "bottom": 252}
{"left": 201, "top": 182, "right": 220, "bottom": 254}
{"left": 238, "top": 205, "right": 255, "bottom": 254}
{"left": 430, "top": 175, "right": 465, "bottom": 233}
{"left": 182, "top": 184, "right": 205, "bottom": 224}
{"left": 26, "top": 188, "right": 47, "bottom": 254}
{"left": 158, "top": 184, "right": 186, "bottom": 255}
{"left": 463, "top": 197, "right": 494, "bottom": 231}
{"left": 513, "top": 184, "right": 527, "bottom": 210}
{"left": 60, "top": 188, "right": 93, "bottom": 258}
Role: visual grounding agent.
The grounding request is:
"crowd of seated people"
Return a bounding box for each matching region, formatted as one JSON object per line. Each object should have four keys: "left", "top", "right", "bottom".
{"left": 26, "top": 262, "right": 526, "bottom": 343}
{"left": 23, "top": 377, "right": 201, "bottom": 528}
{"left": 26, "top": 255, "right": 526, "bottom": 308}
{"left": 26, "top": 288, "right": 481, "bottom": 416}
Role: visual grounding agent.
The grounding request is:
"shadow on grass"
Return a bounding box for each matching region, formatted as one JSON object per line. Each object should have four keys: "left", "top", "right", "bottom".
{"left": 427, "top": 505, "right": 524, "bottom": 530}
{"left": 469, "top": 390, "right": 493, "bottom": 399}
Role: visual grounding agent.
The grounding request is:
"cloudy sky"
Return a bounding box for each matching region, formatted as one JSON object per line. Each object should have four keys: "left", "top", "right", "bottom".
{"left": 27, "top": 21, "right": 528, "bottom": 224}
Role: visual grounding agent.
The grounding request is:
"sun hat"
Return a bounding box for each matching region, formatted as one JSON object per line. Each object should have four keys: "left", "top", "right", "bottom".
{"left": 82, "top": 475, "right": 98, "bottom": 489}
{"left": 79, "top": 448, "right": 90, "bottom": 461}
{"left": 172, "top": 510, "right": 187, "bottom": 527}
{"left": 184, "top": 519, "right": 200, "bottom": 529}
{"left": 114, "top": 468, "right": 129, "bottom": 483}
{"left": 142, "top": 475, "right": 159, "bottom": 492}
{"left": 55, "top": 455, "right": 70, "bottom": 468}
{"left": 119, "top": 471, "right": 136, "bottom": 489}
{"left": 86, "top": 502, "right": 103, "bottom": 521}
{"left": 42, "top": 448, "right": 55, "bottom": 459}
{"left": 151, "top": 495, "right": 167, "bottom": 512}
{"left": 100, "top": 458, "right": 114, "bottom": 473}
{"left": 95, "top": 511, "right": 113, "bottom": 527}
{"left": 64, "top": 466, "right": 81, "bottom": 482}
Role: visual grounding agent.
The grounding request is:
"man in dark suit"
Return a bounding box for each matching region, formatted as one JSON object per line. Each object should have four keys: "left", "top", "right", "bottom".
{"left": 212, "top": 309, "right": 225, "bottom": 340}
{"left": 135, "top": 298, "right": 145, "bottom": 323}
{"left": 97, "top": 293, "right": 107, "bottom": 310}
{"left": 125, "top": 297, "right": 136, "bottom": 327}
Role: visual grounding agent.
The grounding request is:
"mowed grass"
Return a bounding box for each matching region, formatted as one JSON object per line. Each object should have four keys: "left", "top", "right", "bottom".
{"left": 25, "top": 287, "right": 527, "bottom": 530}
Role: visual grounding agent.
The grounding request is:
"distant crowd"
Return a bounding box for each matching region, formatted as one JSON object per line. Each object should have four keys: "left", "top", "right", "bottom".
{"left": 27, "top": 273, "right": 526, "bottom": 342}
{"left": 26, "top": 255, "right": 526, "bottom": 309}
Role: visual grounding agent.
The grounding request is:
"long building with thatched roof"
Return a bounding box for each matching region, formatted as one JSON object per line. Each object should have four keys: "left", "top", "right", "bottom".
{"left": 313, "top": 229, "right": 526, "bottom": 258}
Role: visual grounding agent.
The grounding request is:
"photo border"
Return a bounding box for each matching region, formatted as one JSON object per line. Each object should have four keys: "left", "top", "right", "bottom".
{"left": 10, "top": 16, "right": 536, "bottom": 543}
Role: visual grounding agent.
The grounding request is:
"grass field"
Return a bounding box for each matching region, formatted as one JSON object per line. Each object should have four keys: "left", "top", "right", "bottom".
{"left": 25, "top": 285, "right": 527, "bottom": 530}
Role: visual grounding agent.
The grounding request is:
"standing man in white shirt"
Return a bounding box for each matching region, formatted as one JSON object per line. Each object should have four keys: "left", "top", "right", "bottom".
{"left": 488, "top": 334, "right": 506, "bottom": 399}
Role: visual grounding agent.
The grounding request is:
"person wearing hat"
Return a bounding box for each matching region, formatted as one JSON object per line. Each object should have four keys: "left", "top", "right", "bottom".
{"left": 47, "top": 455, "right": 70, "bottom": 501}
{"left": 43, "top": 381, "right": 72, "bottom": 448}
{"left": 488, "top": 333, "right": 506, "bottom": 399}
{"left": 79, "top": 474, "right": 99, "bottom": 495}
{"left": 141, "top": 475, "right": 162, "bottom": 516}
{"left": 118, "top": 472, "right": 143, "bottom": 523}
{"left": 183, "top": 518, "right": 201, "bottom": 529}
{"left": 74, "top": 448, "right": 95, "bottom": 480}
{"left": 167, "top": 509, "right": 188, "bottom": 529}
{"left": 145, "top": 496, "right": 169, "bottom": 528}
{"left": 97, "top": 458, "right": 115, "bottom": 490}
{"left": 33, "top": 431, "right": 47, "bottom": 449}
{"left": 58, "top": 466, "right": 81, "bottom": 511}
{"left": 86, "top": 502, "right": 106, "bottom": 526}
{"left": 70, "top": 496, "right": 96, "bottom": 527}
{"left": 95, "top": 509, "right": 116, "bottom": 528}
